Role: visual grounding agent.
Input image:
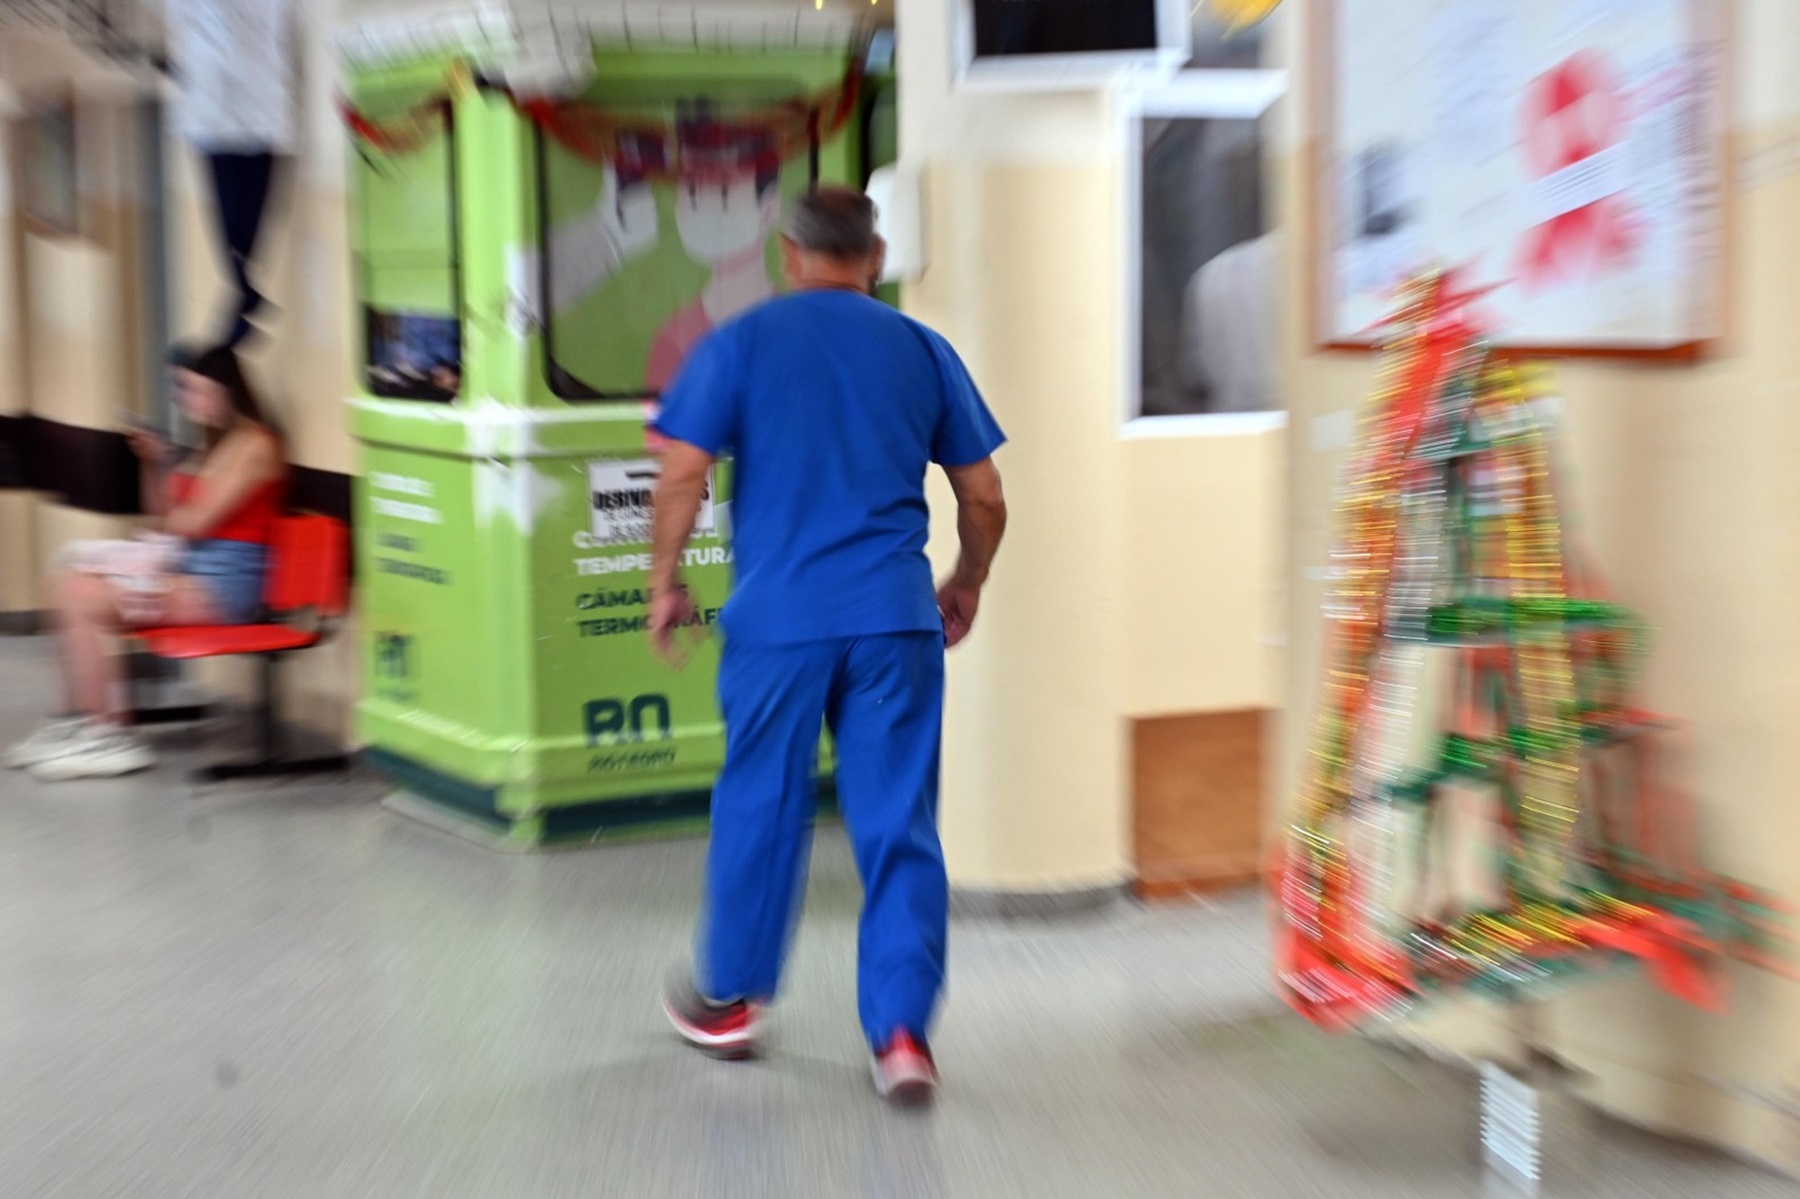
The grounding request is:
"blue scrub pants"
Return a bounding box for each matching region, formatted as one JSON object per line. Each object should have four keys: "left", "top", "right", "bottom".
{"left": 698, "top": 632, "right": 948, "bottom": 1050}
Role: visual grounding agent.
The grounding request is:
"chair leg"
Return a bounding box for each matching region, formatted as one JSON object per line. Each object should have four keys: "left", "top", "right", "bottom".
{"left": 192, "top": 652, "right": 349, "bottom": 783}
{"left": 135, "top": 704, "right": 213, "bottom": 726}
{"left": 256, "top": 653, "right": 279, "bottom": 761}
{"left": 128, "top": 650, "right": 214, "bottom": 725}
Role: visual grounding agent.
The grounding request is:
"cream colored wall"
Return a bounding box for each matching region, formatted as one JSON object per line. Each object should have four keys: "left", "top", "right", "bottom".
{"left": 24, "top": 232, "right": 135, "bottom": 432}
{"left": 1122, "top": 431, "right": 1285, "bottom": 717}
{"left": 13, "top": 94, "right": 146, "bottom": 607}
{"left": 1280, "top": 0, "right": 1800, "bottom": 1170}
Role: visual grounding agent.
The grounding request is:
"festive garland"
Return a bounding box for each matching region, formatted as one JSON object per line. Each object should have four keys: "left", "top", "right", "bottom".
{"left": 518, "top": 60, "right": 863, "bottom": 177}
{"left": 340, "top": 62, "right": 471, "bottom": 156}
{"left": 341, "top": 59, "right": 864, "bottom": 177}
{"left": 1275, "top": 270, "right": 1789, "bottom": 1029}
{"left": 342, "top": 95, "right": 453, "bottom": 156}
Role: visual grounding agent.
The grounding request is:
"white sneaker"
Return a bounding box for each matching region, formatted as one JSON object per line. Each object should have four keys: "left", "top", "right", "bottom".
{"left": 4, "top": 717, "right": 93, "bottom": 770}
{"left": 28, "top": 727, "right": 155, "bottom": 781}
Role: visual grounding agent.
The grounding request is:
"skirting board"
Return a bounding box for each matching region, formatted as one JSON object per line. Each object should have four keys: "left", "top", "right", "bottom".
{"left": 0, "top": 611, "right": 46, "bottom": 636}
{"left": 1135, "top": 861, "right": 1266, "bottom": 901}
{"left": 950, "top": 883, "right": 1127, "bottom": 923}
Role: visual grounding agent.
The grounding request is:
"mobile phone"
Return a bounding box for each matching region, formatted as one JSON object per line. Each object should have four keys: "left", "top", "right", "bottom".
{"left": 120, "top": 410, "right": 167, "bottom": 438}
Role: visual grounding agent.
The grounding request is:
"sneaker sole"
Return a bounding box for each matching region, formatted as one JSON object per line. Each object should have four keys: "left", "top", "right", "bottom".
{"left": 662, "top": 996, "right": 762, "bottom": 1061}
{"left": 30, "top": 754, "right": 154, "bottom": 781}
{"left": 6, "top": 747, "right": 75, "bottom": 770}
{"left": 6, "top": 723, "right": 91, "bottom": 769}
{"left": 873, "top": 1061, "right": 938, "bottom": 1107}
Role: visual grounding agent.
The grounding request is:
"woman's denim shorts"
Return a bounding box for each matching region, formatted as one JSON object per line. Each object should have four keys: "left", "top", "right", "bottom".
{"left": 179, "top": 539, "right": 269, "bottom": 624}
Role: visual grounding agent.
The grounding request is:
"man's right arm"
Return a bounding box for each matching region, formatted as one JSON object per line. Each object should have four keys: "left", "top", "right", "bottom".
{"left": 938, "top": 457, "right": 1007, "bottom": 648}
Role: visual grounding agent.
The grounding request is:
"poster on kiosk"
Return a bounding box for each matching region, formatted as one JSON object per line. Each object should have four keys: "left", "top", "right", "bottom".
{"left": 341, "top": 4, "right": 893, "bottom": 846}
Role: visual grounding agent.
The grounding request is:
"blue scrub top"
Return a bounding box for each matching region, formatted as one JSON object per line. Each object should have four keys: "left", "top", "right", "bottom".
{"left": 654, "top": 289, "right": 1006, "bottom": 646}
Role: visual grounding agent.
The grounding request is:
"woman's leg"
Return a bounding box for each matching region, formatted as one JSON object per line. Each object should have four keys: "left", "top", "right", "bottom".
{"left": 52, "top": 571, "right": 118, "bottom": 720}
{"left": 53, "top": 572, "right": 221, "bottom": 724}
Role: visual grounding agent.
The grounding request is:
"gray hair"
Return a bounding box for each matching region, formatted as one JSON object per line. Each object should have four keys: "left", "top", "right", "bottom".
{"left": 783, "top": 185, "right": 880, "bottom": 259}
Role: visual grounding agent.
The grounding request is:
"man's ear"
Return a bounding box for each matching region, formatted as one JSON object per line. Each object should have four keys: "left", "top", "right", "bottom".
{"left": 779, "top": 236, "right": 804, "bottom": 282}
{"left": 869, "top": 236, "right": 889, "bottom": 289}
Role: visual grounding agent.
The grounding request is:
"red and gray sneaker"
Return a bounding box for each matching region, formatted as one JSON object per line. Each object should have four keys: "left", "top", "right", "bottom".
{"left": 662, "top": 977, "right": 763, "bottom": 1060}
{"left": 872, "top": 1031, "right": 938, "bottom": 1106}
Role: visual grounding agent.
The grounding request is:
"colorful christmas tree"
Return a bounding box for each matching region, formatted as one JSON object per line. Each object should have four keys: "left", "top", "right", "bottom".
{"left": 1278, "top": 270, "right": 1786, "bottom": 1029}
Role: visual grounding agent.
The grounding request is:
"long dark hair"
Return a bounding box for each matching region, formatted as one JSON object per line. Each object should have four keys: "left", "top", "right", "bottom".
{"left": 169, "top": 343, "right": 282, "bottom": 455}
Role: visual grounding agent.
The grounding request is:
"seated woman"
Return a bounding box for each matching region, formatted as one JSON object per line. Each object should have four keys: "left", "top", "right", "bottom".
{"left": 7, "top": 345, "right": 288, "bottom": 781}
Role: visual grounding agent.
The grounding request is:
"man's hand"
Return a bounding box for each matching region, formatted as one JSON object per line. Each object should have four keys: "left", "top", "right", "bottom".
{"left": 647, "top": 440, "right": 717, "bottom": 665}
{"left": 647, "top": 583, "right": 699, "bottom": 665}
{"left": 939, "top": 457, "right": 1006, "bottom": 649}
{"left": 937, "top": 576, "right": 982, "bottom": 649}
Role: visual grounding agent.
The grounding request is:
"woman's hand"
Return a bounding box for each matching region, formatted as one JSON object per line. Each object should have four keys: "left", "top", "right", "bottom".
{"left": 126, "top": 427, "right": 170, "bottom": 464}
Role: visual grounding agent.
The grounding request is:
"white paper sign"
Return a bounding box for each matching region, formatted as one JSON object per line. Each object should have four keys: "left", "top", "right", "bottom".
{"left": 588, "top": 459, "right": 716, "bottom": 548}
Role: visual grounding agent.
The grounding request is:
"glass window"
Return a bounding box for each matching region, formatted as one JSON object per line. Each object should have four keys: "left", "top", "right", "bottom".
{"left": 537, "top": 80, "right": 823, "bottom": 401}
{"left": 352, "top": 92, "right": 460, "bottom": 402}
{"left": 1186, "top": 7, "right": 1269, "bottom": 70}
{"left": 1137, "top": 111, "right": 1277, "bottom": 419}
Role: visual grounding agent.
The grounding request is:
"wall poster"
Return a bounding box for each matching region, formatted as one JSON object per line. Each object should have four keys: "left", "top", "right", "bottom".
{"left": 1315, "top": 0, "right": 1730, "bottom": 353}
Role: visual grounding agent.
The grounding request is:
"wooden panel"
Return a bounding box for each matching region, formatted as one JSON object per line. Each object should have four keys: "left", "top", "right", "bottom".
{"left": 1132, "top": 710, "right": 1266, "bottom": 899}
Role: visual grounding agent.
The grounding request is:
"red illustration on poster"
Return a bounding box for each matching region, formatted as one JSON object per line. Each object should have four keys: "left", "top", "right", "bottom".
{"left": 1514, "top": 50, "right": 1640, "bottom": 293}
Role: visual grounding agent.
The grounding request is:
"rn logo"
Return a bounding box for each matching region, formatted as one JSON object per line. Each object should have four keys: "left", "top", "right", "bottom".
{"left": 375, "top": 632, "right": 413, "bottom": 680}
{"left": 584, "top": 693, "right": 673, "bottom": 747}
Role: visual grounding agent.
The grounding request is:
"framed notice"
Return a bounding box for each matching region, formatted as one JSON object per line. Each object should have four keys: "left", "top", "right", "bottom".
{"left": 1313, "top": 0, "right": 1731, "bottom": 355}
{"left": 18, "top": 93, "right": 80, "bottom": 238}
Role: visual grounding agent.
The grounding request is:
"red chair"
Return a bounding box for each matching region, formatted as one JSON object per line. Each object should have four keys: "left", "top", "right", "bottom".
{"left": 137, "top": 514, "right": 351, "bottom": 782}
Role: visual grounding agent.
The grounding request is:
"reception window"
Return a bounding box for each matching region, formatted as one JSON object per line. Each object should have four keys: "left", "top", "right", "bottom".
{"left": 1125, "top": 69, "right": 1287, "bottom": 430}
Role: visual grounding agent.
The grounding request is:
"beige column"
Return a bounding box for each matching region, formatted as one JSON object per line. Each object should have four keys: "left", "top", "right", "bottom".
{"left": 897, "top": 4, "right": 1129, "bottom": 898}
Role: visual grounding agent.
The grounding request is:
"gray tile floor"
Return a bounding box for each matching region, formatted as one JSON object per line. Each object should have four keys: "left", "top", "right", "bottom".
{"left": 0, "top": 636, "right": 1789, "bottom": 1197}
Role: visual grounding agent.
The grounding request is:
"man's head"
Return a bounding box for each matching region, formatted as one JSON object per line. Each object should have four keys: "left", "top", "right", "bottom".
{"left": 780, "top": 186, "right": 886, "bottom": 294}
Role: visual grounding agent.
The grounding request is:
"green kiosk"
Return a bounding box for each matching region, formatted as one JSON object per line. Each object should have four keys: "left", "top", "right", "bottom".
{"left": 340, "top": 5, "right": 896, "bottom": 846}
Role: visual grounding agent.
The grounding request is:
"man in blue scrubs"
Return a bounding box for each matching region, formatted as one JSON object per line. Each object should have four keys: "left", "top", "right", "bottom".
{"left": 647, "top": 186, "right": 1008, "bottom": 1105}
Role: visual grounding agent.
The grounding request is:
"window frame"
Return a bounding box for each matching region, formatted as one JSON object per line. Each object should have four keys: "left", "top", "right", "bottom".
{"left": 354, "top": 98, "right": 464, "bottom": 404}
{"left": 949, "top": 0, "right": 1192, "bottom": 94}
